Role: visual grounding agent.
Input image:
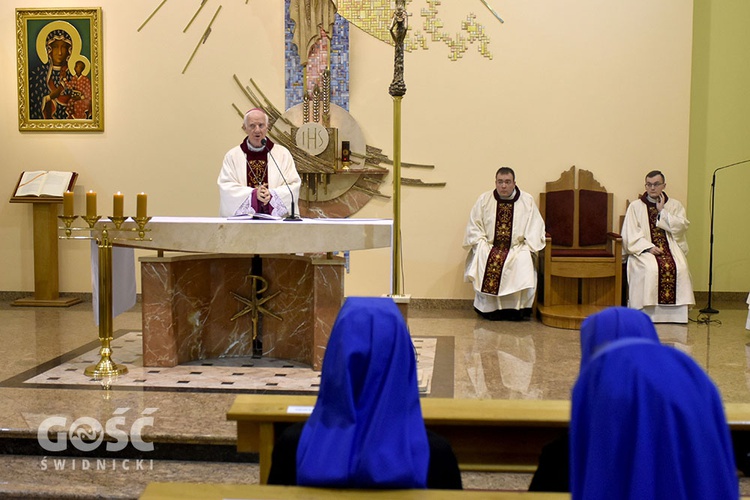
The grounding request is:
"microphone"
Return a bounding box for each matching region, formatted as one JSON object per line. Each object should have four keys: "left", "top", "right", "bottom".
{"left": 261, "top": 138, "right": 301, "bottom": 221}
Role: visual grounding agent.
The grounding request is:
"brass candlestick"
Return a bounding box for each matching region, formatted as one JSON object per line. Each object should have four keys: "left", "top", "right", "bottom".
{"left": 58, "top": 213, "right": 153, "bottom": 383}
{"left": 85, "top": 226, "right": 128, "bottom": 378}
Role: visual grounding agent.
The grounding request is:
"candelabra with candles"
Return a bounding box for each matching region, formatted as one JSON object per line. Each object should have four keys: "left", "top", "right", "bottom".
{"left": 59, "top": 190, "right": 151, "bottom": 381}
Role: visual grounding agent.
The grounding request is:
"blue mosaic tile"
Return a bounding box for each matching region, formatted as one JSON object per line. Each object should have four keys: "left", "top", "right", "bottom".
{"left": 285, "top": 0, "right": 349, "bottom": 111}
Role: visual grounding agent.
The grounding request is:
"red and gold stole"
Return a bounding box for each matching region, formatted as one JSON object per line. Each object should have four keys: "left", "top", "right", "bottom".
{"left": 240, "top": 138, "right": 272, "bottom": 188}
{"left": 480, "top": 189, "right": 519, "bottom": 295}
{"left": 641, "top": 192, "right": 677, "bottom": 304}
{"left": 241, "top": 138, "right": 273, "bottom": 214}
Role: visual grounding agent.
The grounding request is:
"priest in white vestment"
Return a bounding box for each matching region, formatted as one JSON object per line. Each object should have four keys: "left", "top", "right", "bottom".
{"left": 621, "top": 170, "right": 695, "bottom": 323}
{"left": 218, "top": 108, "right": 301, "bottom": 218}
{"left": 464, "top": 167, "right": 546, "bottom": 321}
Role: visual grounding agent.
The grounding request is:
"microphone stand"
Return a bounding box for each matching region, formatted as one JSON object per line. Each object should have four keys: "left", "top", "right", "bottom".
{"left": 700, "top": 159, "right": 750, "bottom": 314}
{"left": 263, "top": 138, "right": 302, "bottom": 221}
{"left": 700, "top": 170, "right": 719, "bottom": 314}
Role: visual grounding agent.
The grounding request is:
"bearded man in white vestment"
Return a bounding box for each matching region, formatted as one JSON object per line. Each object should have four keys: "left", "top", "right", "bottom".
{"left": 621, "top": 170, "right": 695, "bottom": 323}
{"left": 218, "top": 108, "right": 301, "bottom": 217}
{"left": 464, "top": 167, "right": 546, "bottom": 321}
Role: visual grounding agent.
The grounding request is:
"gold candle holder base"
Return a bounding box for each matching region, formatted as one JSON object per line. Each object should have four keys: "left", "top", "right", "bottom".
{"left": 109, "top": 215, "right": 128, "bottom": 229}
{"left": 58, "top": 215, "right": 78, "bottom": 237}
{"left": 82, "top": 215, "right": 101, "bottom": 228}
{"left": 85, "top": 347, "right": 129, "bottom": 378}
{"left": 133, "top": 216, "right": 152, "bottom": 240}
{"left": 85, "top": 363, "right": 128, "bottom": 378}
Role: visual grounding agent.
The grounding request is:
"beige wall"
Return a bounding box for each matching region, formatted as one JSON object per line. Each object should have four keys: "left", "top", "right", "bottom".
{"left": 1, "top": 1, "right": 694, "bottom": 300}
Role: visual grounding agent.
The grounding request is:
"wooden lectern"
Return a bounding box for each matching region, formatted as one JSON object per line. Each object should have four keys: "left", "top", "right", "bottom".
{"left": 9, "top": 171, "right": 81, "bottom": 307}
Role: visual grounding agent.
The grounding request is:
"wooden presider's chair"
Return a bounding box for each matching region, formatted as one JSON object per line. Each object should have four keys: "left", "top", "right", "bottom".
{"left": 537, "top": 166, "right": 622, "bottom": 329}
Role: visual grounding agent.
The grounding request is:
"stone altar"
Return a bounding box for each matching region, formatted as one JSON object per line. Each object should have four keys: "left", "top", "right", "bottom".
{"left": 115, "top": 217, "right": 392, "bottom": 370}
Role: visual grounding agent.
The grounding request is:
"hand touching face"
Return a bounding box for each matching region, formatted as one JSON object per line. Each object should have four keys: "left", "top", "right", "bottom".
{"left": 645, "top": 174, "right": 666, "bottom": 201}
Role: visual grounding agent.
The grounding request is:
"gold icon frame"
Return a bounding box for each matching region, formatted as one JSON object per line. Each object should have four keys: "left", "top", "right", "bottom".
{"left": 16, "top": 8, "right": 104, "bottom": 131}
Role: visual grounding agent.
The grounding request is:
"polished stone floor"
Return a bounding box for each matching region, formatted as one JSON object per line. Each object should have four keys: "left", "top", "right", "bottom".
{"left": 9, "top": 331, "right": 436, "bottom": 395}
{"left": 0, "top": 298, "right": 749, "bottom": 498}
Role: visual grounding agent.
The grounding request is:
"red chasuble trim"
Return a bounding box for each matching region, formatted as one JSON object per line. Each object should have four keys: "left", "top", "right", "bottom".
{"left": 240, "top": 138, "right": 273, "bottom": 188}
{"left": 240, "top": 138, "right": 274, "bottom": 214}
{"left": 640, "top": 192, "right": 677, "bottom": 305}
{"left": 480, "top": 188, "right": 520, "bottom": 295}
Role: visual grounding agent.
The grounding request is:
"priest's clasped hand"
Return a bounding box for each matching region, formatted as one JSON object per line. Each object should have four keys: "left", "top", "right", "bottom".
{"left": 257, "top": 184, "right": 271, "bottom": 205}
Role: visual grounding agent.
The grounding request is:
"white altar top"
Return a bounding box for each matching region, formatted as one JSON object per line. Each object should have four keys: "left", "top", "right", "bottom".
{"left": 109, "top": 217, "right": 393, "bottom": 254}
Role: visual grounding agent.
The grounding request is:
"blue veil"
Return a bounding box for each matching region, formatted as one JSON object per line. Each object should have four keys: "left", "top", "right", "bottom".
{"left": 296, "top": 297, "right": 430, "bottom": 488}
{"left": 579, "top": 306, "right": 659, "bottom": 368}
{"left": 571, "top": 308, "right": 738, "bottom": 499}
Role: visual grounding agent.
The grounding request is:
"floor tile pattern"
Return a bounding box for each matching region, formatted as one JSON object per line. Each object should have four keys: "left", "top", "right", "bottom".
{"left": 16, "top": 332, "right": 436, "bottom": 395}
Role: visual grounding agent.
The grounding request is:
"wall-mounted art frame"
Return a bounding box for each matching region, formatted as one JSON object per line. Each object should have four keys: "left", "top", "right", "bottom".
{"left": 16, "top": 8, "right": 103, "bottom": 131}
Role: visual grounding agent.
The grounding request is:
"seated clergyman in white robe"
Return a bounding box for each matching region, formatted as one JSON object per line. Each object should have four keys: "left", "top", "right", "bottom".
{"left": 463, "top": 167, "right": 546, "bottom": 321}
{"left": 218, "top": 108, "right": 301, "bottom": 218}
{"left": 621, "top": 170, "right": 695, "bottom": 323}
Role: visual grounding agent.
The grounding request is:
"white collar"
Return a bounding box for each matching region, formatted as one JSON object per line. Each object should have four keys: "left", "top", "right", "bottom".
{"left": 245, "top": 138, "right": 265, "bottom": 152}
{"left": 499, "top": 188, "right": 517, "bottom": 200}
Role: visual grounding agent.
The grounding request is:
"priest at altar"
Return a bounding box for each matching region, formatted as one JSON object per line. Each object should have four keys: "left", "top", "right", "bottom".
{"left": 218, "top": 108, "right": 301, "bottom": 217}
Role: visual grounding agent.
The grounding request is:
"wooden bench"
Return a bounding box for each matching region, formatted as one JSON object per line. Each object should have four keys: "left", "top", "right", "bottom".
{"left": 227, "top": 395, "right": 570, "bottom": 484}
{"left": 140, "top": 482, "right": 572, "bottom": 499}
{"left": 227, "top": 395, "right": 750, "bottom": 485}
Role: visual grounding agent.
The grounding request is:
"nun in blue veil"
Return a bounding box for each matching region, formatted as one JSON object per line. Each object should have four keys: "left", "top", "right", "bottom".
{"left": 570, "top": 307, "right": 738, "bottom": 499}
{"left": 578, "top": 305, "right": 659, "bottom": 368}
{"left": 267, "top": 297, "right": 461, "bottom": 489}
{"left": 530, "top": 306, "right": 663, "bottom": 491}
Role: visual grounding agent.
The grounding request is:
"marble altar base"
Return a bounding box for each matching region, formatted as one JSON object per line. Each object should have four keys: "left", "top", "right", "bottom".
{"left": 140, "top": 253, "right": 344, "bottom": 371}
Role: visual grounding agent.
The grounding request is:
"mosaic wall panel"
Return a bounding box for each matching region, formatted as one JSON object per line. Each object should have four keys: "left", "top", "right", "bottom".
{"left": 336, "top": 0, "right": 494, "bottom": 61}
{"left": 285, "top": 1, "right": 497, "bottom": 111}
{"left": 285, "top": 0, "right": 350, "bottom": 111}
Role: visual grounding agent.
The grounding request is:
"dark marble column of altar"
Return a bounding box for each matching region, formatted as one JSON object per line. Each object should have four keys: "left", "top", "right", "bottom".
{"left": 140, "top": 254, "right": 344, "bottom": 370}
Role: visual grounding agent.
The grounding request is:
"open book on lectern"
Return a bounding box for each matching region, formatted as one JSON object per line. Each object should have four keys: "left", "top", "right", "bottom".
{"left": 13, "top": 171, "right": 78, "bottom": 198}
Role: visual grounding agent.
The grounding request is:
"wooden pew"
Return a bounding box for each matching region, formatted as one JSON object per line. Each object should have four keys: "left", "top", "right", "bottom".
{"left": 227, "top": 395, "right": 750, "bottom": 485}
{"left": 140, "top": 482, "right": 572, "bottom": 499}
{"left": 227, "top": 395, "right": 570, "bottom": 484}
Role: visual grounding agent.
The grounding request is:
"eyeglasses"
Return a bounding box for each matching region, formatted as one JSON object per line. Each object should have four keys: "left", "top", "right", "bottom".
{"left": 645, "top": 182, "right": 664, "bottom": 188}
{"left": 496, "top": 180, "right": 514, "bottom": 185}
